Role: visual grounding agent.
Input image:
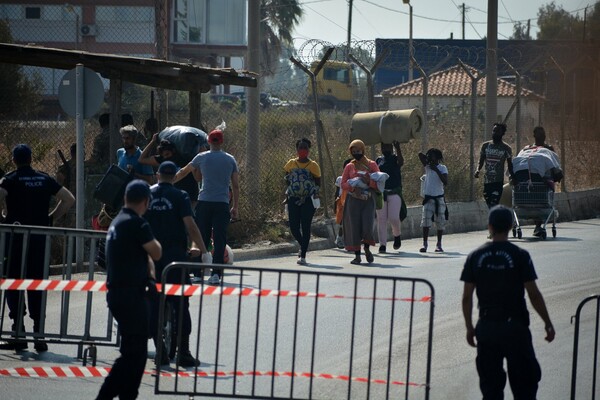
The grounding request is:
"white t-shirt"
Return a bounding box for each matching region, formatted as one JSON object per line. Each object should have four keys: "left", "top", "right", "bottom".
{"left": 423, "top": 163, "right": 447, "bottom": 196}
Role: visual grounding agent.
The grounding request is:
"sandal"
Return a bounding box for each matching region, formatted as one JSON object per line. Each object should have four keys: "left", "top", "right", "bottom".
{"left": 350, "top": 257, "right": 362, "bottom": 265}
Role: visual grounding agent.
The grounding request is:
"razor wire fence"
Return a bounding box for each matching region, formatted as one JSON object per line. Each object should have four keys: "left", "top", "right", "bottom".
{"left": 0, "top": 3, "right": 599, "bottom": 245}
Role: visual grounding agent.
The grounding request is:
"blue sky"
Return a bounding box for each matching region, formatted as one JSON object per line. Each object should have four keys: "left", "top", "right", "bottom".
{"left": 292, "top": 0, "right": 595, "bottom": 44}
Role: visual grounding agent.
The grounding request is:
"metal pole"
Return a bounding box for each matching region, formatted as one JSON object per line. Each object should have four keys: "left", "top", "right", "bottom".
{"left": 247, "top": 0, "right": 261, "bottom": 196}
{"left": 350, "top": 52, "right": 388, "bottom": 159}
{"left": 290, "top": 53, "right": 333, "bottom": 218}
{"left": 75, "top": 64, "right": 84, "bottom": 264}
{"left": 462, "top": 3, "right": 466, "bottom": 40}
{"left": 346, "top": 0, "right": 353, "bottom": 60}
{"left": 459, "top": 59, "right": 484, "bottom": 201}
{"left": 547, "top": 56, "right": 567, "bottom": 192}
{"left": 408, "top": 5, "right": 413, "bottom": 81}
{"left": 502, "top": 58, "right": 522, "bottom": 150}
{"left": 75, "top": 14, "right": 80, "bottom": 50}
{"left": 412, "top": 57, "right": 428, "bottom": 151}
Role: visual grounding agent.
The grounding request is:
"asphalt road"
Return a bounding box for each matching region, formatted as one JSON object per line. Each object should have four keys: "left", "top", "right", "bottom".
{"left": 1, "top": 219, "right": 599, "bottom": 399}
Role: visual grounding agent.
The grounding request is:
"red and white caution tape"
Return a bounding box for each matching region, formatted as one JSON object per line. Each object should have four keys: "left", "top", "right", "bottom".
{"left": 0, "top": 366, "right": 426, "bottom": 387}
{"left": 0, "top": 279, "right": 431, "bottom": 303}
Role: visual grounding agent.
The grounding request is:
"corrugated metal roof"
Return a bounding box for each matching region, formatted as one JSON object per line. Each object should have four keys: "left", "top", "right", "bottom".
{"left": 381, "top": 64, "right": 542, "bottom": 99}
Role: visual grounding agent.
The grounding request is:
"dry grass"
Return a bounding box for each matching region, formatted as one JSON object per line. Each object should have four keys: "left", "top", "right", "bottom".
{"left": 2, "top": 108, "right": 598, "bottom": 246}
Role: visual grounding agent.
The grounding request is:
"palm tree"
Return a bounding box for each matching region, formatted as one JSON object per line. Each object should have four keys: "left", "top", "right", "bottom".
{"left": 260, "top": 0, "right": 304, "bottom": 75}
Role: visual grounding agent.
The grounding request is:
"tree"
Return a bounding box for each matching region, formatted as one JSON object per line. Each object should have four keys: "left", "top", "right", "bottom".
{"left": 586, "top": 2, "right": 600, "bottom": 40}
{"left": 510, "top": 21, "right": 532, "bottom": 40}
{"left": 260, "top": 0, "right": 304, "bottom": 76}
{"left": 0, "top": 20, "right": 42, "bottom": 120}
{"left": 536, "top": 1, "right": 583, "bottom": 40}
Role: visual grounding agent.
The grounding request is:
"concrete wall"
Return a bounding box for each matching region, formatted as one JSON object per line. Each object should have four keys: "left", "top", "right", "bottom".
{"left": 313, "top": 188, "right": 600, "bottom": 243}
{"left": 396, "top": 188, "right": 600, "bottom": 240}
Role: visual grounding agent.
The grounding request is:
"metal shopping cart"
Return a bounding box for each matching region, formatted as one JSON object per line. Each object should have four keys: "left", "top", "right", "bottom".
{"left": 511, "top": 181, "right": 557, "bottom": 240}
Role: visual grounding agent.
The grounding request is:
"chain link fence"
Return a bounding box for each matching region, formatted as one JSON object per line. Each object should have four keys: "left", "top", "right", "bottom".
{"left": 0, "top": 4, "right": 598, "bottom": 245}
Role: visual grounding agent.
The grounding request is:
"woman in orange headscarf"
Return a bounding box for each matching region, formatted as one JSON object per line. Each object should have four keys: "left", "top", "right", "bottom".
{"left": 341, "top": 139, "right": 380, "bottom": 264}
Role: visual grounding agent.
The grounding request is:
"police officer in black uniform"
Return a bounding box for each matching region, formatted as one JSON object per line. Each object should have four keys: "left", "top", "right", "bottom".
{"left": 461, "top": 205, "right": 555, "bottom": 400}
{"left": 0, "top": 144, "right": 75, "bottom": 352}
{"left": 96, "top": 180, "right": 161, "bottom": 400}
{"left": 144, "top": 161, "right": 211, "bottom": 367}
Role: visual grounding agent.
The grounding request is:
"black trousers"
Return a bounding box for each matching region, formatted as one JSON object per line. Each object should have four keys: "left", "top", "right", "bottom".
{"left": 5, "top": 233, "right": 46, "bottom": 330}
{"left": 97, "top": 288, "right": 149, "bottom": 400}
{"left": 475, "top": 318, "right": 541, "bottom": 400}
{"left": 287, "top": 197, "right": 315, "bottom": 258}
{"left": 149, "top": 246, "right": 193, "bottom": 340}
{"left": 483, "top": 182, "right": 504, "bottom": 209}
{"left": 195, "top": 201, "right": 230, "bottom": 277}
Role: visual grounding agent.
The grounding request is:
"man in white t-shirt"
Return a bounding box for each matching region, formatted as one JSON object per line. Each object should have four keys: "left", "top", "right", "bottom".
{"left": 418, "top": 148, "right": 448, "bottom": 253}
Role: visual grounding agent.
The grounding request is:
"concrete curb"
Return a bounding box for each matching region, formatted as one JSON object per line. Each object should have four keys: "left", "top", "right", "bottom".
{"left": 233, "top": 188, "right": 600, "bottom": 262}
{"left": 48, "top": 188, "right": 600, "bottom": 270}
{"left": 234, "top": 238, "right": 332, "bottom": 262}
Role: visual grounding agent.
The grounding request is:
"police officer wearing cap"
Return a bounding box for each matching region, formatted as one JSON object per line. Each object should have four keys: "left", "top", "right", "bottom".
{"left": 0, "top": 144, "right": 75, "bottom": 352}
{"left": 97, "top": 179, "right": 161, "bottom": 400}
{"left": 461, "top": 205, "right": 555, "bottom": 399}
{"left": 144, "top": 161, "right": 211, "bottom": 367}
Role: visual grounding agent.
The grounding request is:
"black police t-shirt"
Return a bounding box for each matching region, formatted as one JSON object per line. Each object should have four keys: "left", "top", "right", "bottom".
{"left": 145, "top": 182, "right": 193, "bottom": 248}
{"left": 155, "top": 154, "right": 199, "bottom": 201}
{"left": 0, "top": 166, "right": 61, "bottom": 226}
{"left": 106, "top": 208, "right": 155, "bottom": 288}
{"left": 460, "top": 241, "right": 538, "bottom": 318}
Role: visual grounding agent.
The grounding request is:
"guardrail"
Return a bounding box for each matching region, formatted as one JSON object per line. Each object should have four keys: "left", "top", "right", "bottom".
{"left": 155, "top": 262, "right": 435, "bottom": 400}
{"left": 0, "top": 224, "right": 115, "bottom": 365}
{"left": 571, "top": 294, "right": 600, "bottom": 400}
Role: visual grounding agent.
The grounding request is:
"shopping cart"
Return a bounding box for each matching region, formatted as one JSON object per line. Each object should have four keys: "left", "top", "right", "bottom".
{"left": 511, "top": 181, "right": 557, "bottom": 240}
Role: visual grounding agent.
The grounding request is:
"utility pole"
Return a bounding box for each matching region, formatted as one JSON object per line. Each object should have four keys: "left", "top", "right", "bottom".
{"left": 526, "top": 19, "right": 530, "bottom": 39}
{"left": 485, "top": 0, "right": 498, "bottom": 139}
{"left": 402, "top": 0, "right": 414, "bottom": 81}
{"left": 583, "top": 6, "right": 588, "bottom": 41}
{"left": 462, "top": 3, "right": 466, "bottom": 40}
{"left": 247, "top": 0, "right": 260, "bottom": 193}
{"left": 347, "top": 0, "right": 353, "bottom": 60}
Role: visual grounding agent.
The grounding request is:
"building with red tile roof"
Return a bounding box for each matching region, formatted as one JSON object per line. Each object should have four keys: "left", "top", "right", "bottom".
{"left": 381, "top": 63, "right": 543, "bottom": 130}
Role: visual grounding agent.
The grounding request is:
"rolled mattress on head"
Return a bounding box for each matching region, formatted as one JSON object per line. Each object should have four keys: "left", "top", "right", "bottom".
{"left": 158, "top": 125, "right": 208, "bottom": 165}
{"left": 350, "top": 108, "right": 423, "bottom": 145}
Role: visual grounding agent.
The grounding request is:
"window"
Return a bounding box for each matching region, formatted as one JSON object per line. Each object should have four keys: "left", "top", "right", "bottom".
{"left": 173, "top": 0, "right": 205, "bottom": 43}
{"left": 25, "top": 7, "right": 40, "bottom": 19}
{"left": 172, "top": 0, "right": 245, "bottom": 45}
{"left": 323, "top": 67, "right": 350, "bottom": 84}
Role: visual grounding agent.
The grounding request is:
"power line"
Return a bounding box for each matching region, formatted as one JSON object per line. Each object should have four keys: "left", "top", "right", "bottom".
{"left": 500, "top": 0, "right": 515, "bottom": 23}
{"left": 352, "top": 3, "right": 383, "bottom": 40}
{"left": 300, "top": 4, "right": 359, "bottom": 41}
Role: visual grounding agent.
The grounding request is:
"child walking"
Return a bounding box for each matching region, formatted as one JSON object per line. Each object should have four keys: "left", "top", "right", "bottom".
{"left": 418, "top": 148, "right": 448, "bottom": 252}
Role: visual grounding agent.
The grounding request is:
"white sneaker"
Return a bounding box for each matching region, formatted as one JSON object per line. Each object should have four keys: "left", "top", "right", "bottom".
{"left": 335, "top": 236, "right": 344, "bottom": 249}
{"left": 296, "top": 257, "right": 307, "bottom": 266}
{"left": 207, "top": 274, "right": 221, "bottom": 285}
{"left": 190, "top": 275, "right": 203, "bottom": 284}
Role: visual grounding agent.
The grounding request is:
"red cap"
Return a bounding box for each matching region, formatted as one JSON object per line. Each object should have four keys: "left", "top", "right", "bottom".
{"left": 208, "top": 129, "right": 224, "bottom": 144}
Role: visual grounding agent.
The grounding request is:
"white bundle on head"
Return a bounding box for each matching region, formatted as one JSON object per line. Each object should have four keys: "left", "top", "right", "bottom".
{"left": 215, "top": 121, "right": 226, "bottom": 132}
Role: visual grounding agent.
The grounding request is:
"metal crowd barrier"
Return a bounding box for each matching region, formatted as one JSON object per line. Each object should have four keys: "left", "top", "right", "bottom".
{"left": 0, "top": 224, "right": 115, "bottom": 365}
{"left": 571, "top": 294, "right": 600, "bottom": 400}
{"left": 155, "top": 262, "right": 435, "bottom": 400}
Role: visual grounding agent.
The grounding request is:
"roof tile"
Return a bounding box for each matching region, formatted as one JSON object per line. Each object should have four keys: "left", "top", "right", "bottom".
{"left": 381, "top": 63, "right": 541, "bottom": 99}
